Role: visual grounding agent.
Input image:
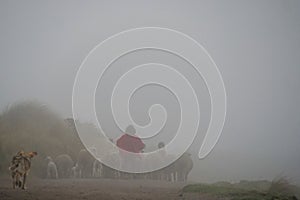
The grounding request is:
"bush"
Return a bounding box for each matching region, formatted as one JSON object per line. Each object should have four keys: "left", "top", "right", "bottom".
{"left": 0, "top": 101, "right": 84, "bottom": 177}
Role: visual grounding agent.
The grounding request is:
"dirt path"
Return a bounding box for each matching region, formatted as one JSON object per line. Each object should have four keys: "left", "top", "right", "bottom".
{"left": 0, "top": 177, "right": 196, "bottom": 200}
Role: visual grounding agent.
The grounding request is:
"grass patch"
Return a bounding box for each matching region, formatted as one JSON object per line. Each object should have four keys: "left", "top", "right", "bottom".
{"left": 183, "top": 179, "right": 299, "bottom": 200}
{"left": 183, "top": 183, "right": 263, "bottom": 198}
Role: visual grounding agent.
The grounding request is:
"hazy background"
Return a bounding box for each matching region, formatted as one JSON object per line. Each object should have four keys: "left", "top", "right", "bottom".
{"left": 0, "top": 0, "right": 300, "bottom": 184}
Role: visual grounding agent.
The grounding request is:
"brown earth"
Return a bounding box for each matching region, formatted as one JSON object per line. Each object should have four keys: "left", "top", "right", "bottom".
{"left": 0, "top": 177, "right": 217, "bottom": 200}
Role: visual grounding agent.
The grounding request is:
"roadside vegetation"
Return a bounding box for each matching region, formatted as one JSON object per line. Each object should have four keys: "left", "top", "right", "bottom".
{"left": 183, "top": 178, "right": 299, "bottom": 200}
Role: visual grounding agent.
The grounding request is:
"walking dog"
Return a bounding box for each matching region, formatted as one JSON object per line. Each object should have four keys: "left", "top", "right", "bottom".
{"left": 8, "top": 151, "right": 37, "bottom": 189}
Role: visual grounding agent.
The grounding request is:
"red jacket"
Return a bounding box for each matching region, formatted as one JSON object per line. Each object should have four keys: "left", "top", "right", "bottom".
{"left": 116, "top": 134, "right": 145, "bottom": 153}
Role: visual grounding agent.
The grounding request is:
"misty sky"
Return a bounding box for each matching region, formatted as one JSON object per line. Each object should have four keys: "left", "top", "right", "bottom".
{"left": 0, "top": 1, "right": 300, "bottom": 184}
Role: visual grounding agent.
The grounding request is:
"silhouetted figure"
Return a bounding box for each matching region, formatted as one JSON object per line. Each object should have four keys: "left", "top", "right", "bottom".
{"left": 116, "top": 125, "right": 145, "bottom": 172}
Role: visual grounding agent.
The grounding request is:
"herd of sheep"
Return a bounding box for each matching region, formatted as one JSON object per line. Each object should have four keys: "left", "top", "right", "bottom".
{"left": 46, "top": 149, "right": 193, "bottom": 182}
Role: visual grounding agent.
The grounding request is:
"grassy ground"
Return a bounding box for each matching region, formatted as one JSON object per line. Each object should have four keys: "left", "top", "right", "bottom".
{"left": 183, "top": 179, "right": 299, "bottom": 200}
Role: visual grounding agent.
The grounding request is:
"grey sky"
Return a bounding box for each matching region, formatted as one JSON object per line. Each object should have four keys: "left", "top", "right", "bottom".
{"left": 0, "top": 1, "right": 300, "bottom": 183}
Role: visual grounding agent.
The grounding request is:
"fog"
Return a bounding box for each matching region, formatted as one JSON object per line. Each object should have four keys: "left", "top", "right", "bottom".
{"left": 0, "top": 0, "right": 300, "bottom": 185}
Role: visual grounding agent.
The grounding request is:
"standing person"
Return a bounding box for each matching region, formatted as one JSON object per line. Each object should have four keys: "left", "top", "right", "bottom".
{"left": 116, "top": 125, "right": 145, "bottom": 173}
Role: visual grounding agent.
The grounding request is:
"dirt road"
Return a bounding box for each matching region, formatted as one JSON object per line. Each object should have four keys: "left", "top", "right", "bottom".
{"left": 0, "top": 177, "right": 203, "bottom": 200}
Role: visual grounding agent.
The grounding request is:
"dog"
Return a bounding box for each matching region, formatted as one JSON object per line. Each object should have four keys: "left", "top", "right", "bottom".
{"left": 9, "top": 151, "right": 37, "bottom": 189}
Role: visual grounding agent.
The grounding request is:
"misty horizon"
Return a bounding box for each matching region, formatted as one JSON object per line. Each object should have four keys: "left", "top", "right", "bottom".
{"left": 1, "top": 0, "right": 300, "bottom": 186}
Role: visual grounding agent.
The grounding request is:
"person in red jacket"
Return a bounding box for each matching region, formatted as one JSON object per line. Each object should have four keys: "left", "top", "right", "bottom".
{"left": 116, "top": 125, "right": 145, "bottom": 172}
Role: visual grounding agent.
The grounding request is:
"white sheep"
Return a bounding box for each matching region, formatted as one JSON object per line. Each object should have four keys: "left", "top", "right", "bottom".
{"left": 46, "top": 156, "right": 58, "bottom": 179}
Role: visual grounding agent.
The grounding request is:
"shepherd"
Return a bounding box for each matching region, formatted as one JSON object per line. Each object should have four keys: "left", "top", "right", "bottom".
{"left": 116, "top": 125, "right": 145, "bottom": 172}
